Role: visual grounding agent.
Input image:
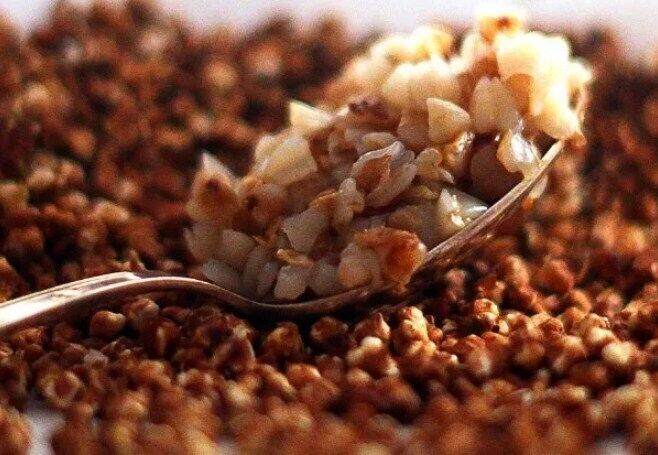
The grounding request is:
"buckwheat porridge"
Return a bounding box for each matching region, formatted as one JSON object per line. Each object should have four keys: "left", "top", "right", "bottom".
{"left": 187, "top": 10, "right": 590, "bottom": 300}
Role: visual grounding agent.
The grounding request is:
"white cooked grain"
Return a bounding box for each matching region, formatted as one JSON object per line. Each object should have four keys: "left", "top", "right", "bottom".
{"left": 187, "top": 13, "right": 590, "bottom": 301}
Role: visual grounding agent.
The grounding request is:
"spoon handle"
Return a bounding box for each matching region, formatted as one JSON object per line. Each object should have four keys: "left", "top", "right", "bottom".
{"left": 0, "top": 269, "right": 375, "bottom": 337}
{"left": 0, "top": 271, "right": 220, "bottom": 337}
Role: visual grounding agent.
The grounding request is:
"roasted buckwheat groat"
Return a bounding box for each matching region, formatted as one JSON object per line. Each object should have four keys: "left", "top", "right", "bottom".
{"left": 2, "top": 3, "right": 658, "bottom": 455}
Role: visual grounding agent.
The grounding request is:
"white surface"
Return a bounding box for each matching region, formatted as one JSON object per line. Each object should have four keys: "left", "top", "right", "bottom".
{"left": 1, "top": 0, "right": 657, "bottom": 56}
{"left": 26, "top": 403, "right": 61, "bottom": 455}
{"left": 1, "top": 1, "right": 654, "bottom": 454}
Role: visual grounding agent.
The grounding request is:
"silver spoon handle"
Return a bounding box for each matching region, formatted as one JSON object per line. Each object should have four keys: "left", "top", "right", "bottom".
{"left": 0, "top": 271, "right": 221, "bottom": 337}
{"left": 0, "top": 271, "right": 373, "bottom": 337}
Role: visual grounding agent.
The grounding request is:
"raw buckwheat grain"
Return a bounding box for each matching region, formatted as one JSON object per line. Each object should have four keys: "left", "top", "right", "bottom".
{"left": 0, "top": 2, "right": 657, "bottom": 455}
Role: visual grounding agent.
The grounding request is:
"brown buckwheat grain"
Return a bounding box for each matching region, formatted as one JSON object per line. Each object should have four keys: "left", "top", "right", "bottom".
{"left": 0, "top": 2, "right": 657, "bottom": 454}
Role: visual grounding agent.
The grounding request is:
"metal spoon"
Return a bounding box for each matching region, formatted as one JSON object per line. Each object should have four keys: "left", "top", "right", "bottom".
{"left": 0, "top": 142, "right": 562, "bottom": 337}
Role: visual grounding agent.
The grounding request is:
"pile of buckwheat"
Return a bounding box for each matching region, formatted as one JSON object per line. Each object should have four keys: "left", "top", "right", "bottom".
{"left": 0, "top": 2, "right": 656, "bottom": 454}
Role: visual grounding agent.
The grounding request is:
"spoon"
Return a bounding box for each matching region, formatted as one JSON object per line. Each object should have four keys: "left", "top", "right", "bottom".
{"left": 0, "top": 141, "right": 562, "bottom": 337}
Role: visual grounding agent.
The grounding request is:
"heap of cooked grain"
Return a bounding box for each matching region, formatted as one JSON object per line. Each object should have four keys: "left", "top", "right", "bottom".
{"left": 187, "top": 10, "right": 591, "bottom": 301}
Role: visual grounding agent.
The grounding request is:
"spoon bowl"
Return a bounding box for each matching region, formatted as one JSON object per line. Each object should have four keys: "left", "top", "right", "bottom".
{"left": 0, "top": 141, "right": 562, "bottom": 337}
